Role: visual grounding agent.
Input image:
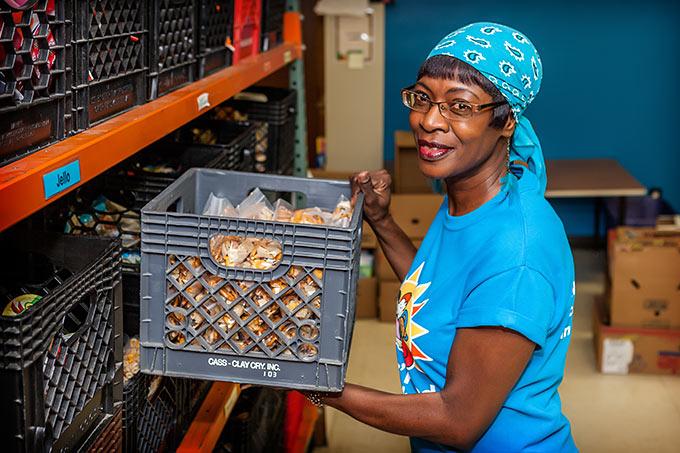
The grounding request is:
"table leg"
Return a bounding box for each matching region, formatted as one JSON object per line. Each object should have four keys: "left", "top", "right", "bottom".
{"left": 594, "top": 197, "right": 603, "bottom": 246}
{"left": 617, "top": 196, "right": 627, "bottom": 226}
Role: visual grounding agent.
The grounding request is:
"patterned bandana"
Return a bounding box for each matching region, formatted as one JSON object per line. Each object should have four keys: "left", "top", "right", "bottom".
{"left": 427, "top": 22, "right": 546, "bottom": 193}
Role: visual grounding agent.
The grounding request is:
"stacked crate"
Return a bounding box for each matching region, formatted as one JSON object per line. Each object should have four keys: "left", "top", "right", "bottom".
{"left": 221, "top": 86, "right": 296, "bottom": 174}
{"left": 0, "top": 233, "right": 122, "bottom": 451}
{"left": 232, "top": 0, "right": 261, "bottom": 63}
{"left": 197, "top": 0, "right": 234, "bottom": 78}
{"left": 72, "top": 0, "right": 148, "bottom": 131}
{"left": 148, "top": 0, "right": 198, "bottom": 99}
{"left": 261, "top": 0, "right": 285, "bottom": 52}
{"left": 0, "top": 0, "right": 71, "bottom": 166}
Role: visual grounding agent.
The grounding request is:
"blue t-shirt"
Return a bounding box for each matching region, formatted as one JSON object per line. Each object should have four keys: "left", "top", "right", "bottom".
{"left": 394, "top": 168, "right": 577, "bottom": 452}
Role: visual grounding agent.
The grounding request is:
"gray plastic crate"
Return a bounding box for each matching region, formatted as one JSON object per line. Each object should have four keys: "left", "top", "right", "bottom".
{"left": 139, "top": 169, "right": 363, "bottom": 391}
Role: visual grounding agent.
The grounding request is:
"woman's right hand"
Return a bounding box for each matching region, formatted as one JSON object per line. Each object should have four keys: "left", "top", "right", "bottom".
{"left": 350, "top": 170, "right": 392, "bottom": 226}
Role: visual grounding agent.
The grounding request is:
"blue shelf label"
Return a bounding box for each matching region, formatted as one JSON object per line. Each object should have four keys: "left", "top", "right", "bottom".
{"left": 43, "top": 160, "right": 81, "bottom": 199}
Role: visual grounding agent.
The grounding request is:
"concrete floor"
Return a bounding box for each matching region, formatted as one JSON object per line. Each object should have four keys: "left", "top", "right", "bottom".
{"left": 314, "top": 249, "right": 680, "bottom": 452}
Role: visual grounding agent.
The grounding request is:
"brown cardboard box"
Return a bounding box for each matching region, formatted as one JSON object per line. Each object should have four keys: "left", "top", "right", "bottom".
{"left": 309, "top": 169, "right": 355, "bottom": 181}
{"left": 361, "top": 221, "right": 377, "bottom": 249}
{"left": 608, "top": 227, "right": 680, "bottom": 328}
{"left": 375, "top": 239, "right": 422, "bottom": 281}
{"left": 378, "top": 280, "right": 402, "bottom": 323}
{"left": 593, "top": 297, "right": 680, "bottom": 375}
{"left": 394, "top": 130, "right": 434, "bottom": 193}
{"left": 356, "top": 277, "right": 378, "bottom": 319}
{"left": 390, "top": 194, "right": 442, "bottom": 239}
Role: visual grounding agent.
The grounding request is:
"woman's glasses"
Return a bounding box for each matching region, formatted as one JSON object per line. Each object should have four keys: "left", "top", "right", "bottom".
{"left": 401, "top": 86, "right": 506, "bottom": 120}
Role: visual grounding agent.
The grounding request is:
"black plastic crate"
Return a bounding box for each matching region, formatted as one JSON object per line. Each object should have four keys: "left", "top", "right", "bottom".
{"left": 148, "top": 0, "right": 198, "bottom": 99}
{"left": 221, "top": 86, "right": 296, "bottom": 173}
{"left": 106, "top": 120, "right": 259, "bottom": 211}
{"left": 123, "top": 373, "right": 174, "bottom": 453}
{"left": 139, "top": 169, "right": 363, "bottom": 391}
{"left": 72, "top": 0, "right": 148, "bottom": 131}
{"left": 217, "top": 386, "right": 286, "bottom": 453}
{"left": 260, "top": 0, "right": 285, "bottom": 52}
{"left": 60, "top": 185, "right": 142, "bottom": 273}
{"left": 122, "top": 372, "right": 210, "bottom": 452}
{"left": 0, "top": 0, "right": 71, "bottom": 166}
{"left": 121, "top": 271, "right": 209, "bottom": 452}
{"left": 0, "top": 233, "right": 123, "bottom": 452}
{"left": 197, "top": 0, "right": 233, "bottom": 78}
{"left": 80, "top": 402, "right": 124, "bottom": 453}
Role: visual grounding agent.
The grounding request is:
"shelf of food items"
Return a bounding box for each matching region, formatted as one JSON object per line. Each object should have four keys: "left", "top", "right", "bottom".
{"left": 0, "top": 2, "right": 309, "bottom": 453}
{"left": 0, "top": 0, "right": 301, "bottom": 233}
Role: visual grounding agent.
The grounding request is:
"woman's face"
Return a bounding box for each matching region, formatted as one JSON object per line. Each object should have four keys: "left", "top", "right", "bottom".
{"left": 408, "top": 76, "right": 511, "bottom": 181}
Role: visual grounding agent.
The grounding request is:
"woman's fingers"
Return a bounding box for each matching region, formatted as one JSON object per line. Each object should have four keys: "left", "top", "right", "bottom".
{"left": 350, "top": 172, "right": 367, "bottom": 206}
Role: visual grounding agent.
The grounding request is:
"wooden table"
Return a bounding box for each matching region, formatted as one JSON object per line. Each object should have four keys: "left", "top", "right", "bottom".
{"left": 544, "top": 159, "right": 647, "bottom": 241}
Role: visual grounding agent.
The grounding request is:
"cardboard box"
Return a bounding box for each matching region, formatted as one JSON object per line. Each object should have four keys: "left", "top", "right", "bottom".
{"left": 375, "top": 239, "right": 422, "bottom": 281}
{"left": 356, "top": 277, "right": 378, "bottom": 319}
{"left": 593, "top": 297, "right": 680, "bottom": 375}
{"left": 390, "top": 194, "right": 442, "bottom": 239}
{"left": 394, "top": 130, "right": 434, "bottom": 193}
{"left": 608, "top": 227, "right": 680, "bottom": 328}
{"left": 361, "top": 221, "right": 377, "bottom": 249}
{"left": 378, "top": 280, "right": 402, "bottom": 323}
{"left": 309, "top": 169, "right": 355, "bottom": 181}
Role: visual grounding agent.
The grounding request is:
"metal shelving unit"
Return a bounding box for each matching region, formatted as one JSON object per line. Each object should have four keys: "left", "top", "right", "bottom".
{"left": 0, "top": 12, "right": 306, "bottom": 232}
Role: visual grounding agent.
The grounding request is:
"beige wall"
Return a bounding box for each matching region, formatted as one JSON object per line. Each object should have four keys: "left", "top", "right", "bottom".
{"left": 323, "top": 5, "right": 384, "bottom": 172}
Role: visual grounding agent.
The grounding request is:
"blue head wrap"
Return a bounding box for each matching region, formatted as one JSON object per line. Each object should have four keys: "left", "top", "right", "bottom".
{"left": 427, "top": 22, "right": 546, "bottom": 193}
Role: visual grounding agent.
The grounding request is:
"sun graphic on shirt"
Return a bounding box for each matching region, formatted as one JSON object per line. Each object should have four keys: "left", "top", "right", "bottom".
{"left": 396, "top": 262, "right": 432, "bottom": 371}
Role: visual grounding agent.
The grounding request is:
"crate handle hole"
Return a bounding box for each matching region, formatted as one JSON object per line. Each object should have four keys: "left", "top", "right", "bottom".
{"left": 209, "top": 234, "right": 282, "bottom": 270}
{"left": 61, "top": 290, "right": 98, "bottom": 346}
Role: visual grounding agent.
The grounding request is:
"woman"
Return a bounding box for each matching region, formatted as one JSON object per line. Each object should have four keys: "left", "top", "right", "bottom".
{"left": 307, "top": 23, "right": 578, "bottom": 452}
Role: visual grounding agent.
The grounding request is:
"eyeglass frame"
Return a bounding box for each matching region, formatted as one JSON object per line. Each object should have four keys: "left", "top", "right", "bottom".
{"left": 400, "top": 85, "right": 507, "bottom": 120}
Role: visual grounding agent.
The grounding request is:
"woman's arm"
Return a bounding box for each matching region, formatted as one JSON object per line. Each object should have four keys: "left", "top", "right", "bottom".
{"left": 323, "top": 327, "right": 535, "bottom": 450}
{"left": 351, "top": 170, "right": 417, "bottom": 281}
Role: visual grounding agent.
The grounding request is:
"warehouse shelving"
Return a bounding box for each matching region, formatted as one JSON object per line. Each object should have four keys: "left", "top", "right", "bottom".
{"left": 177, "top": 382, "right": 241, "bottom": 453}
{"left": 0, "top": 14, "right": 304, "bottom": 233}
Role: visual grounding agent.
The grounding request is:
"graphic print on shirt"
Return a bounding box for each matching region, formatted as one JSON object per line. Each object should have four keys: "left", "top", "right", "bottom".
{"left": 396, "top": 263, "right": 432, "bottom": 372}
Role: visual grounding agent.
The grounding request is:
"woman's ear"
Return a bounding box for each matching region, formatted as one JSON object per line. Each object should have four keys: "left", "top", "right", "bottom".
{"left": 501, "top": 114, "right": 516, "bottom": 139}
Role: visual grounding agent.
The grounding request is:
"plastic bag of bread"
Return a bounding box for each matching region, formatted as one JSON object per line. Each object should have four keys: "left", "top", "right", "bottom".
{"left": 291, "top": 207, "right": 331, "bottom": 225}
{"left": 203, "top": 193, "right": 238, "bottom": 217}
{"left": 123, "top": 337, "right": 141, "bottom": 382}
{"left": 273, "top": 199, "right": 294, "bottom": 222}
{"left": 237, "top": 188, "right": 274, "bottom": 220}
{"left": 331, "top": 194, "right": 352, "bottom": 227}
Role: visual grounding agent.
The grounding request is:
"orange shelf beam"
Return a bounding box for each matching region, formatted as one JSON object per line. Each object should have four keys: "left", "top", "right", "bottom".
{"left": 0, "top": 42, "right": 302, "bottom": 232}
{"left": 177, "top": 382, "right": 241, "bottom": 453}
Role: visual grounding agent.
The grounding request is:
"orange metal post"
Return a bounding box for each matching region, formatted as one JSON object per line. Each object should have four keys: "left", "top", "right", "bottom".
{"left": 177, "top": 382, "right": 240, "bottom": 453}
{"left": 283, "top": 11, "right": 302, "bottom": 45}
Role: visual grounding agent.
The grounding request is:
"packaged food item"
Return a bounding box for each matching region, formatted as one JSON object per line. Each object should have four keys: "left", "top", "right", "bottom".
{"left": 203, "top": 193, "right": 237, "bottom": 217}
{"left": 237, "top": 188, "right": 274, "bottom": 220}
{"left": 123, "top": 337, "right": 141, "bottom": 382}
{"left": 273, "top": 199, "right": 294, "bottom": 222}
{"left": 191, "top": 127, "right": 217, "bottom": 145}
{"left": 331, "top": 194, "right": 352, "bottom": 227}
{"left": 142, "top": 163, "right": 176, "bottom": 174}
{"left": 2, "top": 294, "right": 42, "bottom": 317}
{"left": 291, "top": 207, "right": 328, "bottom": 225}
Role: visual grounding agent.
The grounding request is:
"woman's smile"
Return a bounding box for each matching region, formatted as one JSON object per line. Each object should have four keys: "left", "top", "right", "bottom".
{"left": 418, "top": 139, "right": 455, "bottom": 162}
